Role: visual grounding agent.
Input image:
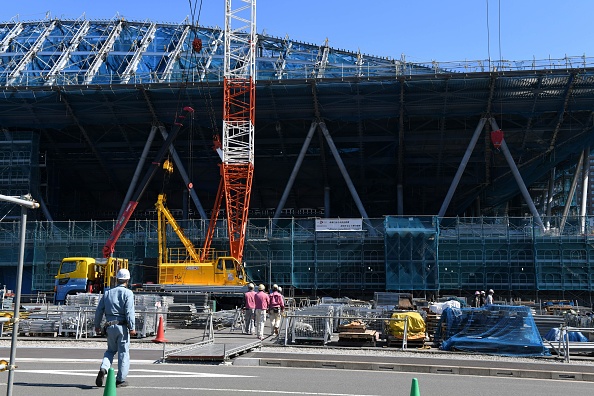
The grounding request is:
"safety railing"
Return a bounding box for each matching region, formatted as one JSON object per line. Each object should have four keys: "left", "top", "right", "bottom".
{"left": 553, "top": 325, "right": 594, "bottom": 363}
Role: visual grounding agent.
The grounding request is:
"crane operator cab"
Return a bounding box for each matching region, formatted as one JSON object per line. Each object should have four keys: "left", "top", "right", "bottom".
{"left": 215, "top": 257, "right": 246, "bottom": 285}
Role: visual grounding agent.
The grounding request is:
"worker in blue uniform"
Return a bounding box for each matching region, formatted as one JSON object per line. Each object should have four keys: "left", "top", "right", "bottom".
{"left": 94, "top": 268, "right": 136, "bottom": 388}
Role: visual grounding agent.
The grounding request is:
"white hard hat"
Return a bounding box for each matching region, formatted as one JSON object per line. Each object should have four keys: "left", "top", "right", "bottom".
{"left": 248, "top": 283, "right": 255, "bottom": 289}
{"left": 272, "top": 284, "right": 278, "bottom": 290}
{"left": 278, "top": 286, "right": 282, "bottom": 293}
{"left": 258, "top": 284, "right": 265, "bottom": 291}
{"left": 116, "top": 268, "right": 130, "bottom": 280}
{"left": 488, "top": 289, "right": 494, "bottom": 294}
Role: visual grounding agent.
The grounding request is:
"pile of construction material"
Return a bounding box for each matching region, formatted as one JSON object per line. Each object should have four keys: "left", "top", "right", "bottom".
{"left": 12, "top": 293, "right": 171, "bottom": 339}
{"left": 337, "top": 320, "right": 378, "bottom": 347}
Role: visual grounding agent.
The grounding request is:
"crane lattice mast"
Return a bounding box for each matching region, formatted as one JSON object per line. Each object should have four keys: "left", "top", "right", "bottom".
{"left": 221, "top": 0, "right": 256, "bottom": 262}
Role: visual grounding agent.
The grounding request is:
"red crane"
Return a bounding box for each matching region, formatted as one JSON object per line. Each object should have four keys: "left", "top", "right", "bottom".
{"left": 203, "top": 0, "right": 256, "bottom": 264}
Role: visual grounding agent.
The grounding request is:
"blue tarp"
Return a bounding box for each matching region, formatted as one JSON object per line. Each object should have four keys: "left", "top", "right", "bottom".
{"left": 544, "top": 328, "right": 588, "bottom": 342}
{"left": 435, "top": 305, "right": 550, "bottom": 357}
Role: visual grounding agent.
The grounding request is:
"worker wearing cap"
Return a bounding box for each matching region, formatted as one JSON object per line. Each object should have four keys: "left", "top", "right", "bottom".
{"left": 94, "top": 268, "right": 136, "bottom": 388}
{"left": 254, "top": 284, "right": 269, "bottom": 340}
{"left": 243, "top": 283, "right": 256, "bottom": 335}
{"left": 269, "top": 284, "right": 285, "bottom": 336}
{"left": 479, "top": 290, "right": 486, "bottom": 307}
{"left": 486, "top": 289, "right": 494, "bottom": 305}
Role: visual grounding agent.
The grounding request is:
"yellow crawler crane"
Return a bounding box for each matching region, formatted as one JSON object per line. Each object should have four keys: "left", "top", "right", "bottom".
{"left": 155, "top": 194, "right": 247, "bottom": 287}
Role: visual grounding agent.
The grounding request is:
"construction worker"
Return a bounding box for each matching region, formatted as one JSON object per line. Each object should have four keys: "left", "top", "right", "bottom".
{"left": 269, "top": 284, "right": 285, "bottom": 336}
{"left": 243, "top": 283, "right": 256, "bottom": 335}
{"left": 472, "top": 291, "right": 480, "bottom": 307}
{"left": 486, "top": 289, "right": 494, "bottom": 305}
{"left": 254, "top": 284, "right": 269, "bottom": 340}
{"left": 479, "top": 290, "right": 486, "bottom": 307}
{"left": 94, "top": 268, "right": 136, "bottom": 388}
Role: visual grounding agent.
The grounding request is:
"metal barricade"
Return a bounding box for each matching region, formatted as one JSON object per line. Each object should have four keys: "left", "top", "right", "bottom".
{"left": 286, "top": 305, "right": 334, "bottom": 345}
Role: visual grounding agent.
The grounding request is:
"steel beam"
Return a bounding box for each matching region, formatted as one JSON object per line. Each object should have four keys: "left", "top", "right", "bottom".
{"left": 560, "top": 151, "right": 584, "bottom": 234}
{"left": 158, "top": 125, "right": 208, "bottom": 220}
{"left": 8, "top": 20, "right": 56, "bottom": 85}
{"left": 545, "top": 167, "right": 555, "bottom": 229}
{"left": 438, "top": 117, "right": 487, "bottom": 218}
{"left": 548, "top": 73, "right": 576, "bottom": 152}
{"left": 118, "top": 125, "right": 158, "bottom": 219}
{"left": 159, "top": 25, "right": 190, "bottom": 82}
{"left": 83, "top": 19, "right": 123, "bottom": 84}
{"left": 581, "top": 147, "right": 590, "bottom": 233}
{"left": 121, "top": 22, "right": 157, "bottom": 84}
{"left": 0, "top": 22, "right": 22, "bottom": 54}
{"left": 273, "top": 121, "right": 317, "bottom": 221}
{"left": 45, "top": 20, "right": 91, "bottom": 86}
{"left": 318, "top": 122, "right": 370, "bottom": 220}
{"left": 489, "top": 118, "right": 545, "bottom": 232}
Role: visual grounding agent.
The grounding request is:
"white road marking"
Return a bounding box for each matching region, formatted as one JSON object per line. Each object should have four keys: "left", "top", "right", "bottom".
{"left": 15, "top": 368, "right": 254, "bottom": 378}
{"left": 122, "top": 387, "right": 379, "bottom": 396}
{"left": 10, "top": 357, "right": 157, "bottom": 364}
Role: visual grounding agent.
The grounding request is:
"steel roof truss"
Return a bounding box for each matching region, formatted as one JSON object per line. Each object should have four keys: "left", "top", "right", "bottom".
{"left": 158, "top": 24, "right": 189, "bottom": 82}
{"left": 7, "top": 21, "right": 56, "bottom": 85}
{"left": 121, "top": 22, "right": 157, "bottom": 84}
{"left": 45, "top": 20, "right": 90, "bottom": 86}
{"left": 83, "top": 20, "right": 123, "bottom": 85}
{"left": 200, "top": 30, "right": 224, "bottom": 80}
{"left": 0, "top": 22, "right": 22, "bottom": 54}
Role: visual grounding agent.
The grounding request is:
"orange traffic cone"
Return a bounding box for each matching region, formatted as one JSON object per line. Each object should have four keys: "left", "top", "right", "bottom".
{"left": 152, "top": 315, "right": 168, "bottom": 343}
{"left": 410, "top": 378, "right": 420, "bottom": 396}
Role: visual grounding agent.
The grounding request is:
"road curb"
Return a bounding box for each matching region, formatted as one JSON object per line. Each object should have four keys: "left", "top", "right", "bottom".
{"left": 233, "top": 356, "right": 594, "bottom": 382}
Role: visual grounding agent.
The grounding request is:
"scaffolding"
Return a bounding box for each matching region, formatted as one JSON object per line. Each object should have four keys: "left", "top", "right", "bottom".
{"left": 0, "top": 215, "right": 593, "bottom": 304}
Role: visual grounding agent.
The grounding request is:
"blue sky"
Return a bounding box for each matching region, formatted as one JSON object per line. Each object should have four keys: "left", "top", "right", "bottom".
{"left": 1, "top": 0, "right": 592, "bottom": 62}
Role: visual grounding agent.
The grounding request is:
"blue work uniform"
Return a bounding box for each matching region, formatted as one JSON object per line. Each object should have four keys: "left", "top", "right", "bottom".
{"left": 95, "top": 283, "right": 135, "bottom": 383}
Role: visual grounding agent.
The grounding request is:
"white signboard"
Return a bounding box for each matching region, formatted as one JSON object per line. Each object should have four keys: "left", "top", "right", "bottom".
{"left": 315, "top": 218, "right": 363, "bottom": 232}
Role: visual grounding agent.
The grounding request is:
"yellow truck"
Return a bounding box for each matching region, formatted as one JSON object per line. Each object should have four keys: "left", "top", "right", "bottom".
{"left": 54, "top": 257, "right": 128, "bottom": 303}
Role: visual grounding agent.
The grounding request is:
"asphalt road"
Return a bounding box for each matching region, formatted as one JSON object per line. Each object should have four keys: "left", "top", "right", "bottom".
{"left": 1, "top": 345, "right": 594, "bottom": 396}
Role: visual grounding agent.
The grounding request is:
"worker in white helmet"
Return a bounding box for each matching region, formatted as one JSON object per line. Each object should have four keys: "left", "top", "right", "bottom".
{"left": 486, "top": 289, "right": 494, "bottom": 305}
{"left": 243, "top": 283, "right": 256, "bottom": 335}
{"left": 254, "top": 284, "right": 269, "bottom": 340}
{"left": 94, "top": 267, "right": 136, "bottom": 388}
{"left": 268, "top": 284, "right": 285, "bottom": 336}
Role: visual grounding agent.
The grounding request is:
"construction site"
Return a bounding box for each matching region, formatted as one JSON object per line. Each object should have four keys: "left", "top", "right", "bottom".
{"left": 3, "top": 6, "right": 594, "bottom": 394}
{"left": 0, "top": 3, "right": 594, "bottom": 310}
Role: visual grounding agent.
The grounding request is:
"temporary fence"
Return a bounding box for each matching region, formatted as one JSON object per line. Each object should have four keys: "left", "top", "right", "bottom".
{"left": 285, "top": 305, "right": 335, "bottom": 345}
{"left": 10, "top": 293, "right": 171, "bottom": 339}
{"left": 282, "top": 304, "right": 417, "bottom": 349}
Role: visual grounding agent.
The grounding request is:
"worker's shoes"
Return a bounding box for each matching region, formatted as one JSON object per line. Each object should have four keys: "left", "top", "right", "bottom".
{"left": 116, "top": 380, "right": 128, "bottom": 388}
{"left": 95, "top": 368, "right": 107, "bottom": 387}
{"left": 274, "top": 327, "right": 279, "bottom": 335}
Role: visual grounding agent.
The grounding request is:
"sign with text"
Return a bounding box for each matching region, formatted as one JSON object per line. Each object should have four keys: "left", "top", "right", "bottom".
{"left": 315, "top": 218, "right": 363, "bottom": 232}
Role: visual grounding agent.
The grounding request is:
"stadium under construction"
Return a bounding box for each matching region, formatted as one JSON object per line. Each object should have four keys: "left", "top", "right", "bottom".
{"left": 1, "top": 17, "right": 594, "bottom": 304}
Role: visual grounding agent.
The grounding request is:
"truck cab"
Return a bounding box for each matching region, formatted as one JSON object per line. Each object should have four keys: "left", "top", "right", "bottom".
{"left": 54, "top": 257, "right": 128, "bottom": 303}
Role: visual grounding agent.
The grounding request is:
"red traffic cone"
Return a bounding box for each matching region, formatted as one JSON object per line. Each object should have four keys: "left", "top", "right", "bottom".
{"left": 152, "top": 315, "right": 168, "bottom": 343}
